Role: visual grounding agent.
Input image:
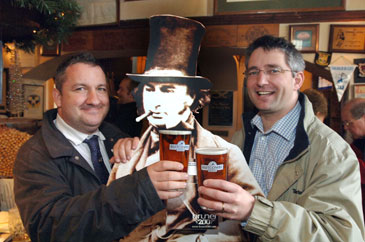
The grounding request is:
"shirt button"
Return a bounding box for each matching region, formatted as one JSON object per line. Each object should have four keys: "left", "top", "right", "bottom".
{"left": 75, "top": 156, "right": 80, "bottom": 160}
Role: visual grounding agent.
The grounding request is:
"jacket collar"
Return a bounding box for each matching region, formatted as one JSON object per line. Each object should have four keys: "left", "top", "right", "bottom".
{"left": 41, "top": 109, "right": 120, "bottom": 162}
{"left": 242, "top": 92, "right": 310, "bottom": 164}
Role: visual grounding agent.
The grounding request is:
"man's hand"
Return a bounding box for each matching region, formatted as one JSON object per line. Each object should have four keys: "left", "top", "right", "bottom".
{"left": 147, "top": 160, "right": 188, "bottom": 200}
{"left": 197, "top": 179, "right": 255, "bottom": 221}
{"left": 110, "top": 137, "right": 140, "bottom": 163}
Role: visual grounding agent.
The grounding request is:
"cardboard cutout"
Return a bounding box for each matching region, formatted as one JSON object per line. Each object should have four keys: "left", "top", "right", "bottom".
{"left": 109, "top": 15, "right": 263, "bottom": 241}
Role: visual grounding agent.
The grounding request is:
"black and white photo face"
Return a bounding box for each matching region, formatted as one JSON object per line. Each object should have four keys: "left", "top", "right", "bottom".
{"left": 142, "top": 82, "right": 195, "bottom": 129}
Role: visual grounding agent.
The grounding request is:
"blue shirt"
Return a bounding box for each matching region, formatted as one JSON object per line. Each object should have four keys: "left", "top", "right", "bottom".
{"left": 249, "top": 102, "right": 301, "bottom": 196}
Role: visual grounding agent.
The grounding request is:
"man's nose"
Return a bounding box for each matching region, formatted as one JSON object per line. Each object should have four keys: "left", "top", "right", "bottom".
{"left": 86, "top": 90, "right": 101, "bottom": 104}
{"left": 256, "top": 71, "right": 269, "bottom": 86}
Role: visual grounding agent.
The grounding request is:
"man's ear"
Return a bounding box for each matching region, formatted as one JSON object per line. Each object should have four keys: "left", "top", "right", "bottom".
{"left": 53, "top": 88, "right": 62, "bottom": 108}
{"left": 294, "top": 71, "right": 305, "bottom": 91}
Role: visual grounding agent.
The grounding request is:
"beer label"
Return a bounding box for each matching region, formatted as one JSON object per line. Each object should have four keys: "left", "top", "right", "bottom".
{"left": 169, "top": 140, "right": 189, "bottom": 152}
{"left": 201, "top": 161, "right": 223, "bottom": 172}
{"left": 188, "top": 161, "right": 197, "bottom": 175}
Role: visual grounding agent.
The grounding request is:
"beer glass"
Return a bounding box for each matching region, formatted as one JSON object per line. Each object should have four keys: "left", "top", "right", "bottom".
{"left": 196, "top": 147, "right": 228, "bottom": 205}
{"left": 159, "top": 130, "right": 192, "bottom": 172}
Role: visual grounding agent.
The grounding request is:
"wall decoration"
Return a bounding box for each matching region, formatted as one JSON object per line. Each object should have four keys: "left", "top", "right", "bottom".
{"left": 354, "top": 58, "right": 365, "bottom": 83}
{"left": 214, "top": 0, "right": 345, "bottom": 15}
{"left": 1, "top": 0, "right": 80, "bottom": 53}
{"left": 329, "top": 64, "right": 356, "bottom": 101}
{"left": 208, "top": 90, "right": 233, "bottom": 126}
{"left": 314, "top": 51, "right": 332, "bottom": 67}
{"left": 23, "top": 85, "right": 44, "bottom": 119}
{"left": 8, "top": 48, "right": 24, "bottom": 117}
{"left": 40, "top": 42, "right": 60, "bottom": 56}
{"left": 329, "top": 25, "right": 365, "bottom": 53}
{"left": 289, "top": 24, "right": 319, "bottom": 53}
{"left": 354, "top": 84, "right": 365, "bottom": 98}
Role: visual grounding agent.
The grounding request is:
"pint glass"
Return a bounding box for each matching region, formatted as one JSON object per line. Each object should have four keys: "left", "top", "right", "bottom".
{"left": 159, "top": 130, "right": 192, "bottom": 172}
{"left": 196, "top": 147, "right": 228, "bottom": 201}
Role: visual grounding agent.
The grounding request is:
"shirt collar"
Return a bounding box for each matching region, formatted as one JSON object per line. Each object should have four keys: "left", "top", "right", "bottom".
{"left": 54, "top": 114, "right": 105, "bottom": 146}
{"left": 251, "top": 101, "right": 301, "bottom": 141}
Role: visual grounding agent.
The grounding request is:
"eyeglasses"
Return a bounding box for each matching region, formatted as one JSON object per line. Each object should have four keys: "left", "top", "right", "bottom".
{"left": 246, "top": 67, "right": 293, "bottom": 79}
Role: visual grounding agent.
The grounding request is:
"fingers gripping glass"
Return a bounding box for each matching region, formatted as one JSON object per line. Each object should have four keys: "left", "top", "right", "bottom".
{"left": 246, "top": 67, "right": 293, "bottom": 79}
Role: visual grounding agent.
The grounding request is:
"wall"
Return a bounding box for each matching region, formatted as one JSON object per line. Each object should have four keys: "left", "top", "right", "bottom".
{"left": 76, "top": 0, "right": 365, "bottom": 25}
{"left": 279, "top": 21, "right": 365, "bottom": 99}
{"left": 2, "top": 0, "right": 365, "bottom": 138}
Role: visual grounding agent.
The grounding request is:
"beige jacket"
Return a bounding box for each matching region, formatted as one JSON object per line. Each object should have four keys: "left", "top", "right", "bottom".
{"left": 232, "top": 94, "right": 365, "bottom": 241}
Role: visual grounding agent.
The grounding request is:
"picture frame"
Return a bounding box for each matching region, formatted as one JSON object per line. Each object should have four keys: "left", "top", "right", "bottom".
{"left": 208, "top": 90, "right": 234, "bottom": 126}
{"left": 329, "top": 25, "right": 365, "bottom": 53}
{"left": 354, "top": 58, "right": 365, "bottom": 83}
{"left": 289, "top": 24, "right": 319, "bottom": 53}
{"left": 354, "top": 84, "right": 365, "bottom": 98}
{"left": 214, "top": 0, "right": 345, "bottom": 15}
{"left": 40, "top": 41, "right": 60, "bottom": 56}
{"left": 23, "top": 84, "right": 44, "bottom": 119}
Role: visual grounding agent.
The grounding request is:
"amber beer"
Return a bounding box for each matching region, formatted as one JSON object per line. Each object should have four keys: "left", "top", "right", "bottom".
{"left": 196, "top": 147, "right": 228, "bottom": 201}
{"left": 159, "top": 130, "right": 191, "bottom": 172}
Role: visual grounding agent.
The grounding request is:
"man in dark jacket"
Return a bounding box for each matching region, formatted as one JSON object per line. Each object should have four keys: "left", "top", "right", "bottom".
{"left": 13, "top": 52, "right": 188, "bottom": 242}
{"left": 105, "top": 76, "right": 142, "bottom": 137}
{"left": 342, "top": 98, "right": 365, "bottom": 222}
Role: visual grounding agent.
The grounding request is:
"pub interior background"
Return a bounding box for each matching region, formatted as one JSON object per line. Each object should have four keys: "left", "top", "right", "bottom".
{"left": 0, "top": 0, "right": 365, "bottom": 181}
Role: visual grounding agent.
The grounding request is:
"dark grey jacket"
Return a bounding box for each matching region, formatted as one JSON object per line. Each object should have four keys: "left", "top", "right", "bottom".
{"left": 14, "top": 109, "right": 164, "bottom": 242}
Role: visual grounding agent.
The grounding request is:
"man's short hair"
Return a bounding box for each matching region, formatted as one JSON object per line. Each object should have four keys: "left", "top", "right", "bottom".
{"left": 122, "top": 77, "right": 139, "bottom": 94}
{"left": 347, "top": 98, "right": 365, "bottom": 119}
{"left": 54, "top": 52, "right": 102, "bottom": 92}
{"left": 303, "top": 88, "right": 328, "bottom": 117}
{"left": 245, "top": 35, "right": 305, "bottom": 76}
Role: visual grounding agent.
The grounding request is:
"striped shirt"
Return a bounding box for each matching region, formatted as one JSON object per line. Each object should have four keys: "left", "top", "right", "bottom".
{"left": 249, "top": 102, "right": 301, "bottom": 196}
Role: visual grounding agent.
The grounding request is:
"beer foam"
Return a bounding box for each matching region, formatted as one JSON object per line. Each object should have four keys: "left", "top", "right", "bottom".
{"left": 195, "top": 147, "right": 228, "bottom": 155}
{"left": 159, "top": 130, "right": 192, "bottom": 135}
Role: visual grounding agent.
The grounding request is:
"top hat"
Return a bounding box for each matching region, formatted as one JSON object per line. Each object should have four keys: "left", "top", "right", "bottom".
{"left": 127, "top": 15, "right": 211, "bottom": 89}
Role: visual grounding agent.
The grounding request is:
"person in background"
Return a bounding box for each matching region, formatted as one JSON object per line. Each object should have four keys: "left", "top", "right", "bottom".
{"left": 13, "top": 52, "right": 188, "bottom": 242}
{"left": 106, "top": 76, "right": 142, "bottom": 137}
{"left": 200, "top": 35, "right": 364, "bottom": 240}
{"left": 341, "top": 98, "right": 365, "bottom": 222}
{"left": 303, "top": 88, "right": 328, "bottom": 122}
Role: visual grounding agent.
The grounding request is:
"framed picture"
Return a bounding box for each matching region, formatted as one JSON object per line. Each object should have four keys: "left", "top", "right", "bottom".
{"left": 354, "top": 58, "right": 365, "bottom": 83}
{"left": 289, "top": 24, "right": 319, "bottom": 53}
{"left": 23, "top": 84, "right": 44, "bottom": 119}
{"left": 0, "top": 68, "right": 7, "bottom": 113}
{"left": 40, "top": 41, "right": 60, "bottom": 56}
{"left": 354, "top": 84, "right": 365, "bottom": 98}
{"left": 214, "top": 0, "right": 345, "bottom": 15}
{"left": 208, "top": 90, "right": 234, "bottom": 126}
{"left": 329, "top": 25, "right": 365, "bottom": 53}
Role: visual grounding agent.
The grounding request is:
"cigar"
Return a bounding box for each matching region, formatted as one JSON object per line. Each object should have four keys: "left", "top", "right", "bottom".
{"left": 136, "top": 111, "right": 152, "bottom": 122}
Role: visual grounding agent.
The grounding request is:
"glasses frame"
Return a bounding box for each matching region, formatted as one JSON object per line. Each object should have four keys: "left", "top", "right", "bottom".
{"left": 245, "top": 67, "right": 293, "bottom": 79}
